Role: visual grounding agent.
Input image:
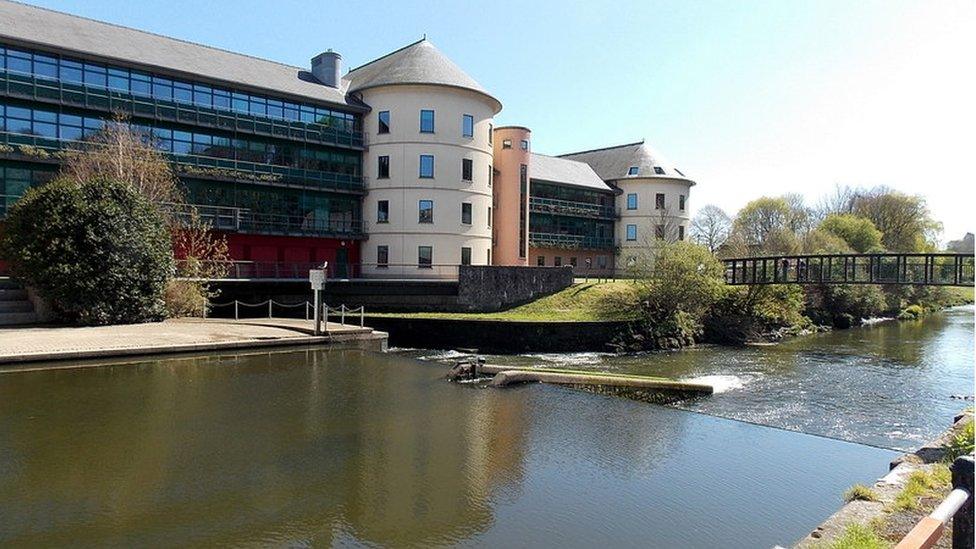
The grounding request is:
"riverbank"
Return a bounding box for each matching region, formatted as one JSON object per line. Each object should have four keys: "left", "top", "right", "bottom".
{"left": 796, "top": 411, "right": 974, "bottom": 548}
{"left": 0, "top": 318, "right": 387, "bottom": 367}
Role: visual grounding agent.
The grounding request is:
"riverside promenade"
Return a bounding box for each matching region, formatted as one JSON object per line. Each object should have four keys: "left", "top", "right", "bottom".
{"left": 0, "top": 318, "right": 387, "bottom": 367}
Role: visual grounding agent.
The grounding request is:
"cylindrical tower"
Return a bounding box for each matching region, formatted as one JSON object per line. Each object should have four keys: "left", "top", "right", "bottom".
{"left": 348, "top": 40, "right": 502, "bottom": 278}
{"left": 491, "top": 126, "right": 531, "bottom": 266}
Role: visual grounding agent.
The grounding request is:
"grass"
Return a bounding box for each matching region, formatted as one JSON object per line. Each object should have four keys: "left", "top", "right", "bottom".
{"left": 371, "top": 281, "right": 642, "bottom": 322}
{"left": 890, "top": 465, "right": 951, "bottom": 512}
{"left": 843, "top": 484, "right": 880, "bottom": 503}
{"left": 943, "top": 420, "right": 974, "bottom": 462}
{"left": 827, "top": 523, "right": 889, "bottom": 549}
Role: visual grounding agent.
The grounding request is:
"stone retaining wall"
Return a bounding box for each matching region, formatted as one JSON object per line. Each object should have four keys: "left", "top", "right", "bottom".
{"left": 457, "top": 265, "right": 573, "bottom": 312}
{"left": 363, "top": 316, "right": 628, "bottom": 353}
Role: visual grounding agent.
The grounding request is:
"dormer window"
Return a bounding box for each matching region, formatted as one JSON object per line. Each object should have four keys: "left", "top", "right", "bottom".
{"left": 627, "top": 166, "right": 639, "bottom": 176}
{"left": 654, "top": 166, "right": 665, "bottom": 175}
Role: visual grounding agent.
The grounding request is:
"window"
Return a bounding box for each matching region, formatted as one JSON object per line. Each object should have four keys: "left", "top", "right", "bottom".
{"left": 627, "top": 193, "right": 638, "bottom": 210}
{"left": 420, "top": 155, "right": 434, "bottom": 178}
{"left": 419, "top": 200, "right": 434, "bottom": 223}
{"left": 678, "top": 225, "right": 685, "bottom": 241}
{"left": 654, "top": 166, "right": 665, "bottom": 175}
{"left": 418, "top": 246, "right": 432, "bottom": 268}
{"left": 628, "top": 166, "right": 639, "bottom": 176}
{"left": 626, "top": 224, "right": 637, "bottom": 241}
{"left": 679, "top": 194, "right": 686, "bottom": 211}
{"left": 377, "top": 200, "right": 389, "bottom": 223}
{"left": 488, "top": 123, "right": 493, "bottom": 144}
{"left": 461, "top": 247, "right": 472, "bottom": 266}
{"left": 488, "top": 165, "right": 493, "bottom": 186}
{"left": 656, "top": 193, "right": 665, "bottom": 210}
{"left": 502, "top": 139, "right": 512, "bottom": 149}
{"left": 554, "top": 257, "right": 562, "bottom": 267}
{"left": 462, "top": 158, "right": 473, "bottom": 181}
{"left": 487, "top": 206, "right": 492, "bottom": 227}
{"left": 377, "top": 155, "right": 390, "bottom": 179}
{"left": 461, "top": 202, "right": 472, "bottom": 224}
{"left": 570, "top": 257, "right": 578, "bottom": 267}
{"left": 378, "top": 111, "right": 390, "bottom": 134}
{"left": 420, "top": 109, "right": 435, "bottom": 133}
{"left": 520, "top": 164, "right": 527, "bottom": 185}
{"left": 656, "top": 225, "right": 665, "bottom": 240}
{"left": 520, "top": 139, "right": 529, "bottom": 151}
{"left": 537, "top": 256, "right": 545, "bottom": 266}
{"left": 462, "top": 114, "right": 474, "bottom": 138}
{"left": 377, "top": 245, "right": 389, "bottom": 267}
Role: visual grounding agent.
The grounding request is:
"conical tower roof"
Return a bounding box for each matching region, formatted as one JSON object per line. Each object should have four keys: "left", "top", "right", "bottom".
{"left": 344, "top": 38, "right": 501, "bottom": 113}
{"left": 559, "top": 140, "right": 694, "bottom": 184}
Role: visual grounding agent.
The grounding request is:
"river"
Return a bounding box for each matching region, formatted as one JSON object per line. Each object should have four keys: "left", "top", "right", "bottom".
{"left": 0, "top": 307, "right": 970, "bottom": 547}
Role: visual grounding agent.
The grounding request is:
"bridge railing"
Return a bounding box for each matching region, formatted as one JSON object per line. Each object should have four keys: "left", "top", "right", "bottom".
{"left": 724, "top": 253, "right": 974, "bottom": 287}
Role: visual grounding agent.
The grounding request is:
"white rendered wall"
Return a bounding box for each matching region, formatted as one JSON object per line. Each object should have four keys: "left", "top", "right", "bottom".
{"left": 358, "top": 85, "right": 497, "bottom": 278}
{"left": 614, "top": 176, "right": 693, "bottom": 273}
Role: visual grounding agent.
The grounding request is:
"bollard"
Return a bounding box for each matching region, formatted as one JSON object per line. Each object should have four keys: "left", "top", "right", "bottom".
{"left": 234, "top": 300, "right": 239, "bottom": 320}
{"left": 268, "top": 300, "right": 273, "bottom": 318}
{"left": 340, "top": 305, "right": 345, "bottom": 326}
{"left": 360, "top": 307, "right": 364, "bottom": 327}
{"left": 952, "top": 455, "right": 974, "bottom": 549}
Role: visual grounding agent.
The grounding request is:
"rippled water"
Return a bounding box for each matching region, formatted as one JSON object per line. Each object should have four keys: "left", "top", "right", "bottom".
{"left": 414, "top": 305, "right": 975, "bottom": 451}
{"left": 0, "top": 347, "right": 893, "bottom": 547}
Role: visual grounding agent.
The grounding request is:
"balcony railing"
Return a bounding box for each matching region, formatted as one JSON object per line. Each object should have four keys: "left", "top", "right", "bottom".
{"left": 167, "top": 203, "right": 365, "bottom": 239}
{"left": 528, "top": 232, "right": 615, "bottom": 250}
{"left": 0, "top": 131, "right": 365, "bottom": 194}
{"left": 528, "top": 196, "right": 616, "bottom": 219}
{"left": 0, "top": 71, "right": 365, "bottom": 149}
{"left": 178, "top": 261, "right": 460, "bottom": 280}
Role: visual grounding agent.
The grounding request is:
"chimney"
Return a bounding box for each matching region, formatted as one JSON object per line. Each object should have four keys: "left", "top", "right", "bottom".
{"left": 311, "top": 50, "right": 342, "bottom": 88}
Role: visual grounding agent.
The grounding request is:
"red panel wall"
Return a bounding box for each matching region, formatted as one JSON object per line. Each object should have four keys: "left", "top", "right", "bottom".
{"left": 221, "top": 233, "right": 360, "bottom": 266}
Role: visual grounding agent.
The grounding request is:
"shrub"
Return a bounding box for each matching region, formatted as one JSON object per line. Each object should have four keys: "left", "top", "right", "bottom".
{"left": 896, "top": 304, "right": 924, "bottom": 321}
{"left": 704, "top": 284, "right": 807, "bottom": 344}
{"left": 820, "top": 214, "right": 883, "bottom": 253}
{"left": 806, "top": 284, "right": 887, "bottom": 327}
{"left": 944, "top": 421, "right": 974, "bottom": 462}
{"left": 828, "top": 523, "right": 887, "bottom": 549}
{"left": 1, "top": 177, "right": 173, "bottom": 325}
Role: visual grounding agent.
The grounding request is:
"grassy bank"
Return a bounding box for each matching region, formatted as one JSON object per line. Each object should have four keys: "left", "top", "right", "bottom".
{"left": 372, "top": 281, "right": 641, "bottom": 322}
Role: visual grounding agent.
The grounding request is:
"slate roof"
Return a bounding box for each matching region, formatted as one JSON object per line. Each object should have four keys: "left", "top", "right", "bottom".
{"left": 0, "top": 0, "right": 360, "bottom": 109}
{"left": 344, "top": 39, "right": 501, "bottom": 113}
{"left": 559, "top": 140, "right": 694, "bottom": 184}
{"left": 529, "top": 153, "right": 613, "bottom": 192}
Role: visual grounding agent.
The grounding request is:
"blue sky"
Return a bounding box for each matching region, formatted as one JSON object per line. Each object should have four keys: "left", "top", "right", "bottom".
{"left": 21, "top": 0, "right": 976, "bottom": 239}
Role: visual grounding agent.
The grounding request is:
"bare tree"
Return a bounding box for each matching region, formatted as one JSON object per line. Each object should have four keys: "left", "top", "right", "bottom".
{"left": 815, "top": 184, "right": 856, "bottom": 219}
{"left": 690, "top": 204, "right": 731, "bottom": 253}
{"left": 61, "top": 113, "right": 183, "bottom": 204}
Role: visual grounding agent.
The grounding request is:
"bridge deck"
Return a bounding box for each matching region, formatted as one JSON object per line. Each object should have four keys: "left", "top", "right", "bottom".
{"left": 723, "top": 253, "right": 974, "bottom": 287}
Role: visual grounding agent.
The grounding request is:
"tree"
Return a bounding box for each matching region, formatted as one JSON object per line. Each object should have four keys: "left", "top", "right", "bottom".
{"left": 1, "top": 177, "right": 173, "bottom": 325}
{"left": 690, "top": 204, "right": 732, "bottom": 253}
{"left": 819, "top": 213, "right": 883, "bottom": 253}
{"left": 731, "top": 197, "right": 798, "bottom": 255}
{"left": 851, "top": 187, "right": 941, "bottom": 252}
{"left": 636, "top": 241, "right": 726, "bottom": 320}
{"left": 61, "top": 114, "right": 182, "bottom": 204}
{"left": 782, "top": 193, "right": 815, "bottom": 235}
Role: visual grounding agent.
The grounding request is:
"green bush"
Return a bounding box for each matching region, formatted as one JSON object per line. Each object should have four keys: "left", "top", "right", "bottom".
{"left": 843, "top": 484, "right": 880, "bottom": 503}
{"left": 704, "top": 285, "right": 807, "bottom": 344}
{"left": 806, "top": 284, "right": 887, "bottom": 327}
{"left": 896, "top": 304, "right": 924, "bottom": 321}
{"left": 944, "top": 421, "right": 974, "bottom": 461}
{"left": 1, "top": 177, "right": 173, "bottom": 325}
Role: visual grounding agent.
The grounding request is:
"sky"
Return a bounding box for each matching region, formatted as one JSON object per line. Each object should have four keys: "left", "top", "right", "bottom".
{"left": 20, "top": 0, "right": 976, "bottom": 241}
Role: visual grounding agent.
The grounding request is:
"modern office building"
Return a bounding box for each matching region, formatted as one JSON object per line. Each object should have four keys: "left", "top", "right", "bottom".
{"left": 0, "top": 0, "right": 695, "bottom": 279}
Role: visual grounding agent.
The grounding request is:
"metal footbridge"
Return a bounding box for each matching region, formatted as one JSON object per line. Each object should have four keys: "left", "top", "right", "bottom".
{"left": 723, "top": 253, "right": 974, "bottom": 287}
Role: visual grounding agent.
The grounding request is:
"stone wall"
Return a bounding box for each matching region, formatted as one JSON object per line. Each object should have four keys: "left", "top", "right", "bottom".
{"left": 457, "top": 265, "right": 573, "bottom": 312}
{"left": 363, "top": 316, "right": 629, "bottom": 353}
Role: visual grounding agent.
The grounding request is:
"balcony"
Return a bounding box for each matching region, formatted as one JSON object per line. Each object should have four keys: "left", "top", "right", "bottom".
{"left": 0, "top": 71, "right": 365, "bottom": 150}
{"left": 0, "top": 131, "right": 365, "bottom": 194}
{"left": 528, "top": 196, "right": 616, "bottom": 219}
{"left": 528, "top": 232, "right": 615, "bottom": 250}
{"left": 167, "top": 203, "right": 366, "bottom": 239}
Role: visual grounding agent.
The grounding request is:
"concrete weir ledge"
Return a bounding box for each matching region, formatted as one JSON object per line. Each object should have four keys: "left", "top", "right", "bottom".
{"left": 449, "top": 362, "right": 713, "bottom": 403}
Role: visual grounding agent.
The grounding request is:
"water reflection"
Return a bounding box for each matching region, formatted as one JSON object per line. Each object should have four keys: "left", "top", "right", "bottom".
{"left": 1, "top": 348, "right": 893, "bottom": 547}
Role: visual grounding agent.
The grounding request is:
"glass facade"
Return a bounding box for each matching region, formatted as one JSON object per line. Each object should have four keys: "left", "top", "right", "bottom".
{"left": 0, "top": 45, "right": 359, "bottom": 132}
{"left": 0, "top": 42, "right": 364, "bottom": 242}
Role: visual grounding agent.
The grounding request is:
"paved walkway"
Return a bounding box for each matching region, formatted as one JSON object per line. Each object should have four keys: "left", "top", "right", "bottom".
{"left": 0, "top": 318, "right": 382, "bottom": 366}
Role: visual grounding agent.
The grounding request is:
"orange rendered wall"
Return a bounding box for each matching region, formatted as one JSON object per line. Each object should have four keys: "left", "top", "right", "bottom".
{"left": 491, "top": 127, "right": 531, "bottom": 265}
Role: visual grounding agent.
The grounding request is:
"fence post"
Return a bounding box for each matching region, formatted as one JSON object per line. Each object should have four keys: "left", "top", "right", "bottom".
{"left": 234, "top": 300, "right": 239, "bottom": 320}
{"left": 952, "top": 455, "right": 974, "bottom": 549}
{"left": 305, "top": 302, "right": 310, "bottom": 321}
{"left": 360, "top": 307, "right": 364, "bottom": 328}
{"left": 341, "top": 305, "right": 345, "bottom": 326}
{"left": 203, "top": 296, "right": 207, "bottom": 319}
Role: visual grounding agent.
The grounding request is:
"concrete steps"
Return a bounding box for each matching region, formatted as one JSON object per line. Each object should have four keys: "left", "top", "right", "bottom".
{"left": 0, "top": 278, "right": 37, "bottom": 326}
